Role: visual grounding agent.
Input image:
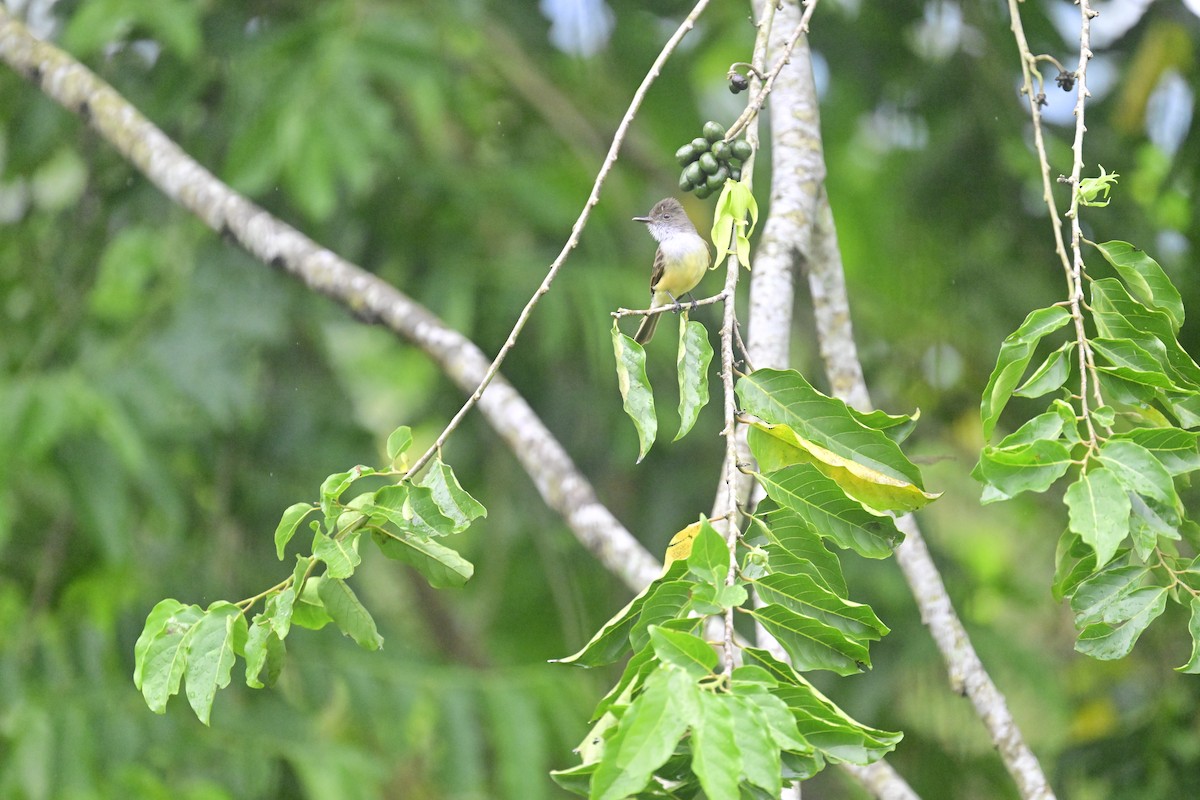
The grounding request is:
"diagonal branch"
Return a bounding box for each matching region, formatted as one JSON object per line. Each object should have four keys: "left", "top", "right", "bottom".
{"left": 0, "top": 6, "right": 663, "bottom": 592}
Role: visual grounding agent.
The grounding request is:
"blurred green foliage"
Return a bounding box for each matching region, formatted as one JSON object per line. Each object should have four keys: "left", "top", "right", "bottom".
{"left": 2, "top": 0, "right": 1200, "bottom": 797}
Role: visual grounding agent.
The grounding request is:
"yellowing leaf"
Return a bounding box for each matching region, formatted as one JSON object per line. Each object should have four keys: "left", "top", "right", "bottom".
{"left": 747, "top": 422, "right": 939, "bottom": 513}
{"left": 710, "top": 179, "right": 758, "bottom": 269}
{"left": 663, "top": 521, "right": 703, "bottom": 569}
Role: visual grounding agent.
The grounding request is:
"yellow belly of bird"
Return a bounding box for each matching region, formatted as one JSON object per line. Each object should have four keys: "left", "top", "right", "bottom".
{"left": 652, "top": 244, "right": 709, "bottom": 305}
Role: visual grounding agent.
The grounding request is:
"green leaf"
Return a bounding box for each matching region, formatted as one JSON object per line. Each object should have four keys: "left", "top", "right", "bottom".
{"left": 274, "top": 503, "right": 316, "bottom": 560}
{"left": 418, "top": 458, "right": 486, "bottom": 533}
{"left": 1090, "top": 338, "right": 1182, "bottom": 390}
{"left": 408, "top": 483, "right": 460, "bottom": 537}
{"left": 1097, "top": 440, "right": 1181, "bottom": 516}
{"left": 1075, "top": 586, "right": 1167, "bottom": 660}
{"left": 313, "top": 530, "right": 362, "bottom": 579}
{"left": 1091, "top": 278, "right": 1200, "bottom": 389}
{"left": 747, "top": 603, "right": 870, "bottom": 675}
{"left": 1129, "top": 493, "right": 1180, "bottom": 560}
{"left": 739, "top": 369, "right": 927, "bottom": 490}
{"left": 554, "top": 561, "right": 689, "bottom": 667}
{"left": 729, "top": 669, "right": 811, "bottom": 754}
{"left": 686, "top": 519, "right": 729, "bottom": 588}
{"left": 318, "top": 577, "right": 384, "bottom": 651}
{"left": 741, "top": 648, "right": 901, "bottom": 763}
{"left": 1015, "top": 341, "right": 1075, "bottom": 398}
{"left": 372, "top": 529, "right": 474, "bottom": 588}
{"left": 692, "top": 693, "right": 741, "bottom": 800}
{"left": 1053, "top": 529, "right": 1097, "bottom": 601}
{"left": 758, "top": 464, "right": 902, "bottom": 559}
{"left": 590, "top": 666, "right": 697, "bottom": 800}
{"left": 975, "top": 438, "right": 1073, "bottom": 503}
{"left": 675, "top": 319, "right": 713, "bottom": 441}
{"left": 368, "top": 483, "right": 459, "bottom": 538}
{"left": 550, "top": 763, "right": 595, "bottom": 797}
{"left": 612, "top": 323, "right": 657, "bottom": 463}
{"left": 1112, "top": 428, "right": 1200, "bottom": 476}
{"left": 244, "top": 617, "right": 285, "bottom": 689}
{"left": 750, "top": 503, "right": 847, "bottom": 596}
{"left": 754, "top": 572, "right": 888, "bottom": 642}
{"left": 590, "top": 647, "right": 658, "bottom": 723}
{"left": 1176, "top": 597, "right": 1200, "bottom": 673}
{"left": 137, "top": 604, "right": 203, "bottom": 714}
{"left": 386, "top": 425, "right": 414, "bottom": 466}
{"left": 1065, "top": 468, "right": 1131, "bottom": 568}
{"left": 183, "top": 603, "right": 247, "bottom": 725}
{"left": 291, "top": 575, "right": 333, "bottom": 631}
{"left": 648, "top": 626, "right": 717, "bottom": 679}
{"left": 729, "top": 695, "right": 783, "bottom": 796}
{"left": 1165, "top": 391, "right": 1200, "bottom": 428}
{"left": 630, "top": 581, "right": 694, "bottom": 653}
{"left": 980, "top": 306, "right": 1072, "bottom": 439}
{"left": 134, "top": 598, "right": 185, "bottom": 688}
{"left": 1070, "top": 562, "right": 1148, "bottom": 627}
{"left": 265, "top": 586, "right": 296, "bottom": 639}
{"left": 290, "top": 554, "right": 314, "bottom": 598}
{"left": 844, "top": 406, "right": 919, "bottom": 444}
{"left": 320, "top": 466, "right": 375, "bottom": 521}
{"left": 1093, "top": 241, "right": 1184, "bottom": 330}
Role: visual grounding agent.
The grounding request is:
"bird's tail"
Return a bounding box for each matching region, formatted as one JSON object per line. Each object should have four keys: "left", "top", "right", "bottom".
{"left": 633, "top": 312, "right": 659, "bottom": 345}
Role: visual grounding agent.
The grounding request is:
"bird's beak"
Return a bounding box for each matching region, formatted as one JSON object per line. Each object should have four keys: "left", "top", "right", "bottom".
{"left": 632, "top": 215, "right": 651, "bottom": 223}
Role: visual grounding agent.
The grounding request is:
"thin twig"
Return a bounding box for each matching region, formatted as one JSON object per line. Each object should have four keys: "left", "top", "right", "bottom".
{"left": 1066, "top": 0, "right": 1106, "bottom": 441}
{"left": 711, "top": 0, "right": 782, "bottom": 679}
{"left": 1006, "top": 0, "right": 1102, "bottom": 451}
{"left": 611, "top": 291, "right": 727, "bottom": 321}
{"left": 406, "top": 0, "right": 714, "bottom": 477}
{"left": 726, "top": 0, "right": 821, "bottom": 141}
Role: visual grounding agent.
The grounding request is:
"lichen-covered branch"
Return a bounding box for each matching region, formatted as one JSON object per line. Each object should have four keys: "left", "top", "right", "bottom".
{"left": 0, "top": 6, "right": 662, "bottom": 592}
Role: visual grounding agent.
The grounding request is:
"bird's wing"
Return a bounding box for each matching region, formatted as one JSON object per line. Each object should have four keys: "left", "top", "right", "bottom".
{"left": 648, "top": 246, "right": 666, "bottom": 296}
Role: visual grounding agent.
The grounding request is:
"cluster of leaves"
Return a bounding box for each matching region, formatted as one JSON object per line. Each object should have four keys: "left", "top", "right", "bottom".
{"left": 675, "top": 121, "right": 753, "bottom": 199}
{"left": 132, "top": 426, "right": 486, "bottom": 724}
{"left": 613, "top": 316, "right": 714, "bottom": 462}
{"left": 552, "top": 368, "right": 935, "bottom": 797}
{"left": 977, "top": 240, "right": 1200, "bottom": 664}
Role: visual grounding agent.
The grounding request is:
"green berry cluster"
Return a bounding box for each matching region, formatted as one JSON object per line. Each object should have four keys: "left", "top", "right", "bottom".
{"left": 675, "top": 121, "right": 754, "bottom": 199}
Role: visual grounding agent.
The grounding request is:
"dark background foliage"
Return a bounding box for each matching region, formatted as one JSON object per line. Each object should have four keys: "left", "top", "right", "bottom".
{"left": 2, "top": 0, "right": 1199, "bottom": 797}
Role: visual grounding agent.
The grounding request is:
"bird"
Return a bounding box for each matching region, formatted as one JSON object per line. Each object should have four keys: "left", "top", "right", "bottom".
{"left": 632, "top": 197, "right": 710, "bottom": 345}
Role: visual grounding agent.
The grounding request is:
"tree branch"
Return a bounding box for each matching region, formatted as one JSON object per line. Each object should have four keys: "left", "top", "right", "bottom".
{"left": 743, "top": 4, "right": 921, "bottom": 799}
{"left": 0, "top": 6, "right": 664, "bottom": 592}
{"left": 742, "top": 1, "right": 1052, "bottom": 797}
